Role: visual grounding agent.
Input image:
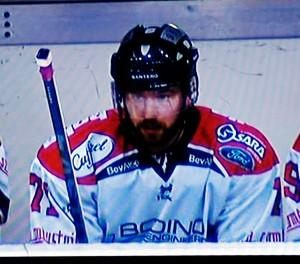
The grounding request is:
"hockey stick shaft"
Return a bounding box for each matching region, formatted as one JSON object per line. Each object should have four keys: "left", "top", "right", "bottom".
{"left": 36, "top": 48, "right": 88, "bottom": 243}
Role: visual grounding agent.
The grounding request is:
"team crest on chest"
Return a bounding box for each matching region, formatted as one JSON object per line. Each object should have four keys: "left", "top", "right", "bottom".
{"left": 157, "top": 182, "right": 173, "bottom": 201}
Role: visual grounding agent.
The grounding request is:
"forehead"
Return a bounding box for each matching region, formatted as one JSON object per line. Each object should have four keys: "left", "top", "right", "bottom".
{"left": 126, "top": 86, "right": 182, "bottom": 95}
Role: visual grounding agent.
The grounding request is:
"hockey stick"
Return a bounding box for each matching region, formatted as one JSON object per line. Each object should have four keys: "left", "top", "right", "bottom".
{"left": 35, "top": 48, "right": 88, "bottom": 243}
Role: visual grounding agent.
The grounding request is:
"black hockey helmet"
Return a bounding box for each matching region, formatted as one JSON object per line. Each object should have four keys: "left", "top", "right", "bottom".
{"left": 111, "top": 23, "right": 200, "bottom": 107}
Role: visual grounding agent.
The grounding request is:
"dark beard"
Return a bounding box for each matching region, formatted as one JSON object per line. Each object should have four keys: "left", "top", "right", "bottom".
{"left": 137, "top": 118, "right": 181, "bottom": 151}
{"left": 119, "top": 107, "right": 199, "bottom": 154}
{"left": 137, "top": 119, "right": 165, "bottom": 131}
{"left": 136, "top": 119, "right": 166, "bottom": 143}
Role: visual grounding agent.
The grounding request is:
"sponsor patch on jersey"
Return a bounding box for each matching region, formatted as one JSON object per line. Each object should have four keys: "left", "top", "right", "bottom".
{"left": 187, "top": 149, "right": 213, "bottom": 168}
{"left": 116, "top": 218, "right": 205, "bottom": 243}
{"left": 71, "top": 133, "right": 114, "bottom": 176}
{"left": 219, "top": 146, "right": 255, "bottom": 170}
{"left": 216, "top": 123, "right": 265, "bottom": 160}
{"left": 99, "top": 154, "right": 140, "bottom": 179}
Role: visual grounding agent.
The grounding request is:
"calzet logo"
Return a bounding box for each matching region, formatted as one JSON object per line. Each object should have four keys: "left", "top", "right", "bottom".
{"left": 219, "top": 146, "right": 255, "bottom": 170}
{"left": 71, "top": 133, "right": 113, "bottom": 175}
{"left": 217, "top": 123, "right": 265, "bottom": 159}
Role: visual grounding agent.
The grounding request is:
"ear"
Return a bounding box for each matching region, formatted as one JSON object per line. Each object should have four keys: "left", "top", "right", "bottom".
{"left": 185, "top": 96, "right": 192, "bottom": 107}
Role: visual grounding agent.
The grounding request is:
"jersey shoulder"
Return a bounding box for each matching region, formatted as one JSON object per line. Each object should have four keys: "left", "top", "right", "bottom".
{"left": 35, "top": 109, "right": 121, "bottom": 182}
{"left": 192, "top": 106, "right": 279, "bottom": 176}
{"left": 292, "top": 133, "right": 300, "bottom": 152}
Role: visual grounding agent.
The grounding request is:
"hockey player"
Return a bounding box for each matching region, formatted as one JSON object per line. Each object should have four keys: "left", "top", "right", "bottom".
{"left": 0, "top": 136, "right": 9, "bottom": 225}
{"left": 282, "top": 133, "right": 300, "bottom": 241}
{"left": 29, "top": 23, "right": 283, "bottom": 244}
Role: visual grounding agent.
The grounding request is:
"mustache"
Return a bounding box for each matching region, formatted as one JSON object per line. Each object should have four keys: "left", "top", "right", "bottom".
{"left": 137, "top": 119, "right": 165, "bottom": 130}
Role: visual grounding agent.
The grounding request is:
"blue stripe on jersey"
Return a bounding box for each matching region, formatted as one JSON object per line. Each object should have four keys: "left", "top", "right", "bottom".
{"left": 210, "top": 161, "right": 226, "bottom": 178}
{"left": 185, "top": 148, "right": 213, "bottom": 168}
{"left": 97, "top": 153, "right": 146, "bottom": 180}
{"left": 0, "top": 189, "right": 9, "bottom": 224}
{"left": 185, "top": 148, "right": 226, "bottom": 177}
{"left": 97, "top": 147, "right": 226, "bottom": 181}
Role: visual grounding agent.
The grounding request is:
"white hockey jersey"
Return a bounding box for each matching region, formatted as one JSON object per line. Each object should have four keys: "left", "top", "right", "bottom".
{"left": 29, "top": 106, "right": 283, "bottom": 244}
{"left": 0, "top": 137, "right": 9, "bottom": 224}
{"left": 282, "top": 133, "right": 300, "bottom": 241}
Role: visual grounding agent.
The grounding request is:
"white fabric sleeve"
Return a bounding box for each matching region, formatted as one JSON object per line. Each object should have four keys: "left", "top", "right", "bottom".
{"left": 216, "top": 164, "right": 284, "bottom": 242}
{"left": 29, "top": 157, "right": 102, "bottom": 244}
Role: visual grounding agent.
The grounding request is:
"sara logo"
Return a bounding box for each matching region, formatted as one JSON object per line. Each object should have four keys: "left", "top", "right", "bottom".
{"left": 219, "top": 146, "right": 254, "bottom": 170}
{"left": 217, "top": 123, "right": 265, "bottom": 159}
{"left": 71, "top": 133, "right": 113, "bottom": 175}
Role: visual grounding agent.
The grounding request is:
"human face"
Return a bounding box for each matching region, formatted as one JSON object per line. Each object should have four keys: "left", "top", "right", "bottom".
{"left": 125, "top": 87, "right": 184, "bottom": 145}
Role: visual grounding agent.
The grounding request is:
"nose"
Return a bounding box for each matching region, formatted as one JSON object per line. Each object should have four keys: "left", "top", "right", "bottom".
{"left": 143, "top": 97, "right": 158, "bottom": 118}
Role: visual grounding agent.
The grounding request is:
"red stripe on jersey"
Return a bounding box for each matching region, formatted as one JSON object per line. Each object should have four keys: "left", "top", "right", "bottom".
{"left": 68, "top": 109, "right": 119, "bottom": 149}
{"left": 38, "top": 142, "right": 65, "bottom": 179}
{"left": 77, "top": 174, "right": 97, "bottom": 185}
{"left": 37, "top": 109, "right": 124, "bottom": 181}
{"left": 192, "top": 106, "right": 279, "bottom": 176}
{"left": 293, "top": 134, "right": 300, "bottom": 152}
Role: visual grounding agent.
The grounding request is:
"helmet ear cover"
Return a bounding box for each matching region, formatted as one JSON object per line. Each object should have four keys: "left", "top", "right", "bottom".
{"left": 111, "top": 24, "right": 199, "bottom": 107}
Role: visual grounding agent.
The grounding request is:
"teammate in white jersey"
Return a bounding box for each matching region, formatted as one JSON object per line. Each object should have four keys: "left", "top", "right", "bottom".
{"left": 30, "top": 23, "right": 283, "bottom": 244}
{"left": 282, "top": 133, "right": 300, "bottom": 241}
{"left": 0, "top": 136, "right": 9, "bottom": 225}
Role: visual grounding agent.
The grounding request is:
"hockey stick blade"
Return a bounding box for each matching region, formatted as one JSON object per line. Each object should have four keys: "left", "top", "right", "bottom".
{"left": 36, "top": 48, "right": 88, "bottom": 243}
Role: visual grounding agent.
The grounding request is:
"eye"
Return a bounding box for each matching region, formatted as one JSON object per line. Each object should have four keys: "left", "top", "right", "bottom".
{"left": 158, "top": 94, "right": 169, "bottom": 100}
{"left": 131, "top": 93, "right": 144, "bottom": 100}
{"left": 156, "top": 91, "right": 174, "bottom": 100}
